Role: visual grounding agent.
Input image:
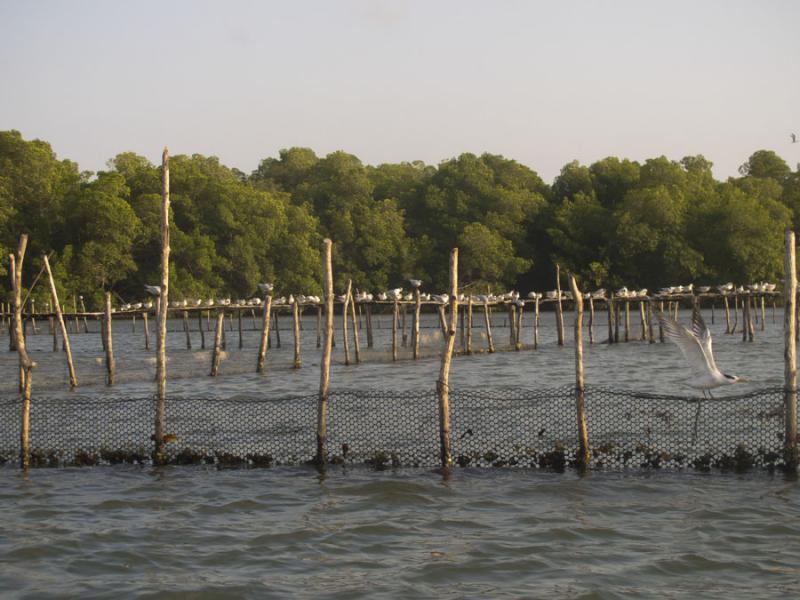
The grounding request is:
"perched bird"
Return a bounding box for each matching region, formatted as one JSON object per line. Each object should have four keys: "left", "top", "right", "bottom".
{"left": 144, "top": 285, "right": 161, "bottom": 297}
{"left": 257, "top": 283, "right": 274, "bottom": 294}
{"left": 659, "top": 310, "right": 749, "bottom": 440}
{"left": 408, "top": 279, "right": 422, "bottom": 288}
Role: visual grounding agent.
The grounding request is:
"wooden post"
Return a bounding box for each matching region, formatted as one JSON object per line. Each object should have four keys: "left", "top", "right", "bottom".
{"left": 316, "top": 239, "right": 334, "bottom": 465}
{"left": 210, "top": 312, "right": 225, "bottom": 376}
{"left": 238, "top": 308, "right": 243, "bottom": 349}
{"left": 79, "top": 296, "right": 89, "bottom": 333}
{"left": 198, "top": 310, "right": 205, "bottom": 349}
{"left": 639, "top": 301, "right": 647, "bottom": 341}
{"left": 413, "top": 288, "right": 421, "bottom": 359}
{"left": 466, "top": 295, "right": 473, "bottom": 354}
{"left": 761, "top": 295, "right": 766, "bottom": 332}
{"left": 724, "top": 296, "right": 731, "bottom": 334}
{"left": 349, "top": 291, "right": 361, "bottom": 363}
{"left": 555, "top": 264, "right": 565, "bottom": 346}
{"left": 607, "top": 295, "right": 614, "bottom": 345}
{"left": 342, "top": 282, "right": 352, "bottom": 366}
{"left": 183, "top": 311, "right": 192, "bottom": 349}
{"left": 588, "top": 296, "right": 594, "bottom": 344}
{"left": 508, "top": 303, "right": 516, "bottom": 347}
{"left": 273, "top": 310, "right": 281, "bottom": 348}
{"left": 401, "top": 302, "right": 408, "bottom": 347}
{"left": 293, "top": 300, "right": 302, "bottom": 369}
{"left": 437, "top": 248, "right": 458, "bottom": 469}
{"left": 658, "top": 300, "right": 665, "bottom": 342}
{"left": 72, "top": 296, "right": 79, "bottom": 335}
{"left": 30, "top": 299, "right": 38, "bottom": 334}
{"left": 103, "top": 292, "right": 115, "bottom": 385}
{"left": 43, "top": 255, "right": 77, "bottom": 388}
{"left": 437, "top": 304, "right": 447, "bottom": 337}
{"left": 533, "top": 297, "right": 540, "bottom": 349}
{"left": 742, "top": 295, "right": 748, "bottom": 343}
{"left": 154, "top": 147, "right": 170, "bottom": 464}
{"left": 569, "top": 275, "right": 590, "bottom": 469}
{"left": 11, "top": 237, "right": 36, "bottom": 470}
{"left": 365, "top": 303, "right": 373, "bottom": 348}
{"left": 483, "top": 300, "right": 495, "bottom": 353}
{"left": 143, "top": 311, "right": 150, "bottom": 350}
{"left": 614, "top": 299, "right": 620, "bottom": 343}
{"left": 732, "top": 295, "right": 739, "bottom": 334}
{"left": 392, "top": 299, "right": 399, "bottom": 361}
{"left": 256, "top": 295, "right": 273, "bottom": 373}
{"left": 624, "top": 300, "right": 630, "bottom": 342}
{"left": 784, "top": 229, "right": 798, "bottom": 469}
{"left": 647, "top": 301, "right": 655, "bottom": 343}
{"left": 515, "top": 302, "right": 523, "bottom": 350}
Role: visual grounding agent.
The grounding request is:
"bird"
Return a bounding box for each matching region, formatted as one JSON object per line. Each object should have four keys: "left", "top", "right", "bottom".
{"left": 792, "top": 133, "right": 797, "bottom": 144}
{"left": 408, "top": 279, "right": 422, "bottom": 288}
{"left": 257, "top": 283, "right": 274, "bottom": 294}
{"left": 659, "top": 309, "right": 748, "bottom": 441}
{"left": 144, "top": 285, "right": 161, "bottom": 297}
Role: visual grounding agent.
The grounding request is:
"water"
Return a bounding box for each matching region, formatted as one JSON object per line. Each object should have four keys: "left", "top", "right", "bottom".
{"left": 2, "top": 306, "right": 798, "bottom": 597}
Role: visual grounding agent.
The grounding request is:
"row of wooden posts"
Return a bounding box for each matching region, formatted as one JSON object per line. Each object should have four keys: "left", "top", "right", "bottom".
{"left": 6, "top": 146, "right": 799, "bottom": 470}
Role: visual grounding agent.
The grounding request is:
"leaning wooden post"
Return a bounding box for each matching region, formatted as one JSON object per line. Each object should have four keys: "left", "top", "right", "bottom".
{"left": 349, "top": 292, "right": 361, "bottom": 364}
{"left": 437, "top": 248, "right": 458, "bottom": 469}
{"left": 647, "top": 301, "right": 655, "bottom": 343}
{"left": 483, "top": 299, "right": 495, "bottom": 353}
{"left": 183, "top": 310, "right": 192, "bottom": 349}
{"left": 142, "top": 311, "right": 150, "bottom": 350}
{"left": 413, "top": 287, "right": 421, "bottom": 359}
{"left": 568, "top": 275, "right": 590, "bottom": 469}
{"left": 153, "top": 147, "right": 170, "bottom": 465}
{"left": 639, "top": 301, "right": 647, "bottom": 341}
{"left": 256, "top": 294, "right": 273, "bottom": 373}
{"left": 723, "top": 295, "right": 731, "bottom": 333}
{"left": 79, "top": 296, "right": 89, "bottom": 333}
{"left": 11, "top": 237, "right": 36, "bottom": 470}
{"left": 316, "top": 239, "right": 334, "bottom": 465}
{"left": 72, "top": 296, "right": 79, "bottom": 335}
{"left": 103, "top": 293, "right": 115, "bottom": 385}
{"left": 342, "top": 281, "right": 352, "bottom": 366}
{"left": 784, "top": 229, "right": 798, "bottom": 469}
{"left": 210, "top": 312, "right": 225, "bottom": 376}
{"left": 555, "top": 264, "right": 565, "bottom": 346}
{"left": 392, "top": 298, "right": 399, "bottom": 361}
{"left": 43, "top": 255, "right": 77, "bottom": 388}
{"left": 742, "top": 295, "right": 749, "bottom": 343}
{"left": 292, "top": 299, "right": 302, "bottom": 369}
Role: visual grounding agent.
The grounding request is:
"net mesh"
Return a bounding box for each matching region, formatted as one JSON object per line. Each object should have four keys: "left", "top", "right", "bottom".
{"left": 0, "top": 386, "right": 789, "bottom": 471}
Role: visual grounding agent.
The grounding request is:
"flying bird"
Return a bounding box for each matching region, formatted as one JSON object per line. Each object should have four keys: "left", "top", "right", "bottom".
{"left": 792, "top": 133, "right": 797, "bottom": 144}
{"left": 658, "top": 310, "right": 748, "bottom": 441}
{"left": 144, "top": 285, "right": 161, "bottom": 297}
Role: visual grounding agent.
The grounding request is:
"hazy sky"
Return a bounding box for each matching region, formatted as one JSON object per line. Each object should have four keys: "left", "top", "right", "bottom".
{"left": 1, "top": 0, "right": 798, "bottom": 181}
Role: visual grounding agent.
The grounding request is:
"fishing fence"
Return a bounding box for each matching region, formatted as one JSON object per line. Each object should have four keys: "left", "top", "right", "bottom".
{"left": 0, "top": 385, "right": 789, "bottom": 471}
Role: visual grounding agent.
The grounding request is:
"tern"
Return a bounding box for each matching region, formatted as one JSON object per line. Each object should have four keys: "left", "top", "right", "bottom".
{"left": 408, "top": 279, "right": 422, "bottom": 288}
{"left": 659, "top": 310, "right": 748, "bottom": 441}
{"left": 144, "top": 285, "right": 161, "bottom": 297}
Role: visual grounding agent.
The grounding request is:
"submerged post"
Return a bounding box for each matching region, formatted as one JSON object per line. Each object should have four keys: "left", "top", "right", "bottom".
{"left": 784, "top": 229, "right": 798, "bottom": 469}
{"left": 154, "top": 147, "right": 170, "bottom": 464}
{"left": 392, "top": 298, "right": 399, "bottom": 361}
{"left": 12, "top": 237, "right": 36, "bottom": 470}
{"left": 349, "top": 291, "right": 361, "bottom": 364}
{"left": 467, "top": 295, "right": 474, "bottom": 354}
{"left": 256, "top": 294, "right": 273, "bottom": 373}
{"left": 210, "top": 311, "right": 225, "bottom": 376}
{"left": 43, "top": 255, "right": 77, "bottom": 388}
{"left": 484, "top": 299, "right": 495, "bottom": 353}
{"left": 413, "top": 287, "right": 421, "bottom": 359}
{"left": 555, "top": 264, "right": 565, "bottom": 346}
{"left": 316, "top": 239, "right": 334, "bottom": 465}
{"left": 342, "top": 281, "right": 351, "bottom": 366}
{"left": 292, "top": 299, "right": 302, "bottom": 369}
{"left": 533, "top": 296, "right": 540, "bottom": 349}
{"left": 568, "top": 275, "right": 590, "bottom": 469}
{"left": 437, "top": 248, "right": 458, "bottom": 469}
{"left": 103, "top": 293, "right": 115, "bottom": 385}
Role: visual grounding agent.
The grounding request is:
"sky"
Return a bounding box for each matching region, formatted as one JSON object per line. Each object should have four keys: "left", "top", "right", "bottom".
{"left": 1, "top": 0, "right": 798, "bottom": 182}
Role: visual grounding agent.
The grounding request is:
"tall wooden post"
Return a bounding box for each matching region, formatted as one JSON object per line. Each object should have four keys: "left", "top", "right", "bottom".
{"left": 210, "top": 312, "right": 225, "bottom": 376}
{"left": 784, "top": 229, "right": 798, "bottom": 469}
{"left": 349, "top": 291, "right": 360, "bottom": 363}
{"left": 154, "top": 147, "right": 170, "bottom": 465}
{"left": 43, "top": 255, "right": 77, "bottom": 388}
{"left": 624, "top": 300, "right": 630, "bottom": 342}
{"left": 256, "top": 295, "right": 273, "bottom": 373}
{"left": 143, "top": 311, "right": 150, "bottom": 350}
{"left": 554, "top": 265, "right": 565, "bottom": 346}
{"left": 316, "top": 239, "right": 334, "bottom": 465}
{"left": 11, "top": 237, "right": 36, "bottom": 470}
{"left": 401, "top": 302, "right": 408, "bottom": 347}
{"left": 413, "top": 288, "right": 421, "bottom": 359}
{"left": 197, "top": 310, "right": 205, "bottom": 349}
{"left": 292, "top": 300, "right": 302, "bottom": 369}
{"left": 534, "top": 296, "right": 540, "bottom": 349}
{"left": 607, "top": 295, "right": 615, "bottom": 344}
{"left": 658, "top": 300, "right": 665, "bottom": 342}
{"left": 238, "top": 308, "right": 243, "bottom": 349}
{"left": 588, "top": 296, "right": 595, "bottom": 344}
{"left": 342, "top": 281, "right": 352, "bottom": 366}
{"left": 437, "top": 248, "right": 458, "bottom": 469}
{"left": 392, "top": 299, "right": 399, "bottom": 361}
{"left": 103, "top": 293, "right": 115, "bottom": 385}
{"left": 316, "top": 304, "right": 322, "bottom": 348}
{"left": 483, "top": 300, "right": 495, "bottom": 353}
{"left": 515, "top": 301, "right": 523, "bottom": 350}
{"left": 183, "top": 311, "right": 192, "bottom": 349}
{"left": 79, "top": 296, "right": 89, "bottom": 333}
{"left": 467, "top": 296, "right": 473, "bottom": 354}
{"left": 365, "top": 303, "right": 373, "bottom": 348}
{"left": 569, "top": 275, "right": 590, "bottom": 468}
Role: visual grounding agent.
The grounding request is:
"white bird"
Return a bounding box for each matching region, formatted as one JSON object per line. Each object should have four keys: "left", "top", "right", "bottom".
{"left": 408, "top": 279, "right": 422, "bottom": 288}
{"left": 659, "top": 310, "right": 748, "bottom": 440}
{"left": 144, "top": 285, "right": 161, "bottom": 297}
{"left": 258, "top": 283, "right": 274, "bottom": 293}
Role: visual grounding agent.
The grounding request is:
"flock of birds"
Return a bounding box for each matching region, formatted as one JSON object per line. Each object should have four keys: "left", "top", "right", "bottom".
{"left": 116, "top": 279, "right": 780, "bottom": 313}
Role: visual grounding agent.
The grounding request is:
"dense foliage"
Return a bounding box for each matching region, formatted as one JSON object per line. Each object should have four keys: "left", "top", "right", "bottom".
{"left": 1, "top": 130, "right": 797, "bottom": 309}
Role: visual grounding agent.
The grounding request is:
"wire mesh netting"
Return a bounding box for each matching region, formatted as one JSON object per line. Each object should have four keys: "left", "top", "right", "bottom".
{"left": 0, "top": 386, "right": 789, "bottom": 471}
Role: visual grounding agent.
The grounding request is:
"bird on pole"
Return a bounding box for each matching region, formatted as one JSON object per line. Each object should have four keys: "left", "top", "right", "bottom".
{"left": 658, "top": 309, "right": 749, "bottom": 442}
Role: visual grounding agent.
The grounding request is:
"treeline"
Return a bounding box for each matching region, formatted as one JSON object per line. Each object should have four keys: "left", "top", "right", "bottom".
{"left": 1, "top": 129, "right": 798, "bottom": 309}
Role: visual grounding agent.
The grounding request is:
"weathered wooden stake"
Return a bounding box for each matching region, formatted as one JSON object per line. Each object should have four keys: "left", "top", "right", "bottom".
{"left": 437, "top": 304, "right": 447, "bottom": 337}
{"left": 533, "top": 296, "right": 540, "bottom": 349}
{"left": 658, "top": 300, "right": 665, "bottom": 342}
{"left": 198, "top": 310, "right": 205, "bottom": 349}
{"left": 143, "top": 311, "right": 150, "bottom": 350}
{"left": 724, "top": 296, "right": 731, "bottom": 333}
{"left": 568, "top": 275, "right": 590, "bottom": 469}
{"left": 614, "top": 300, "right": 620, "bottom": 343}
{"left": 153, "top": 147, "right": 170, "bottom": 465}
{"left": 624, "top": 300, "right": 630, "bottom": 342}
{"left": 103, "top": 293, "right": 115, "bottom": 385}
{"left": 760, "top": 296, "right": 766, "bottom": 332}
{"left": 555, "top": 264, "right": 565, "bottom": 346}
{"left": 316, "top": 239, "right": 334, "bottom": 465}
{"left": 342, "top": 281, "right": 352, "bottom": 366}
{"left": 484, "top": 300, "right": 495, "bottom": 353}
{"left": 183, "top": 311, "right": 192, "bottom": 349}
{"left": 79, "top": 296, "right": 89, "bottom": 333}
{"left": 316, "top": 304, "right": 322, "bottom": 348}
{"left": 607, "top": 295, "right": 615, "bottom": 345}
{"left": 401, "top": 302, "right": 408, "bottom": 347}
{"left": 588, "top": 296, "right": 595, "bottom": 344}
{"left": 72, "top": 296, "right": 79, "bottom": 335}
{"left": 256, "top": 295, "right": 273, "bottom": 373}
{"left": 508, "top": 303, "right": 516, "bottom": 347}
{"left": 515, "top": 302, "right": 524, "bottom": 350}
{"left": 639, "top": 301, "right": 647, "bottom": 341}
{"left": 43, "top": 255, "right": 77, "bottom": 388}
{"left": 467, "top": 295, "right": 473, "bottom": 354}
{"left": 12, "top": 237, "right": 36, "bottom": 470}
{"left": 349, "top": 291, "right": 360, "bottom": 364}
{"left": 238, "top": 308, "right": 243, "bottom": 349}
{"left": 392, "top": 299, "right": 399, "bottom": 361}
{"left": 437, "top": 248, "right": 458, "bottom": 469}
{"left": 293, "top": 300, "right": 302, "bottom": 369}
{"left": 365, "top": 303, "right": 373, "bottom": 348}
{"left": 647, "top": 301, "right": 655, "bottom": 343}
{"left": 273, "top": 310, "right": 281, "bottom": 348}
{"left": 413, "top": 288, "right": 421, "bottom": 359}
{"left": 210, "top": 312, "right": 225, "bottom": 376}
{"left": 784, "top": 229, "right": 798, "bottom": 469}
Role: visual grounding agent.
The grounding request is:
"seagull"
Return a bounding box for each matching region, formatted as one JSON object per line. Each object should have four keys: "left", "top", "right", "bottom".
{"left": 792, "top": 133, "right": 797, "bottom": 144}
{"left": 257, "top": 283, "right": 274, "bottom": 294}
{"left": 408, "top": 279, "right": 422, "bottom": 288}
{"left": 144, "top": 285, "right": 161, "bottom": 297}
{"left": 659, "top": 309, "right": 748, "bottom": 441}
